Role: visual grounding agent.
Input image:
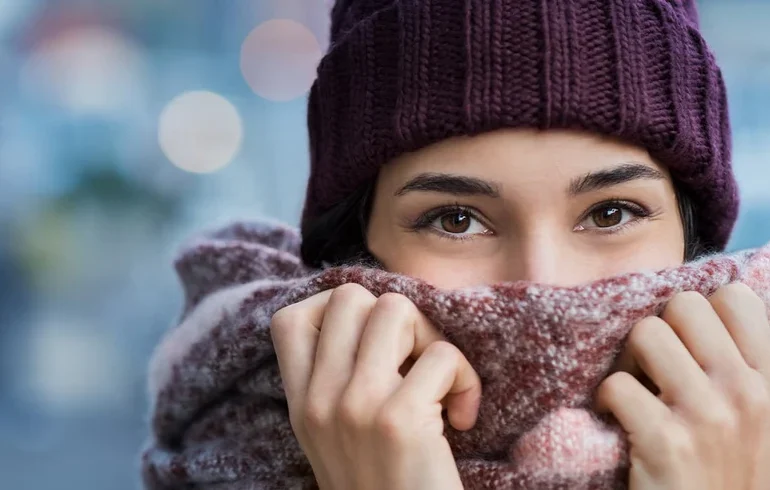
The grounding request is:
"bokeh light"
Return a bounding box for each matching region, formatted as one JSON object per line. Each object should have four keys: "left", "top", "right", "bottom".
{"left": 28, "top": 317, "right": 127, "bottom": 412}
{"left": 158, "top": 91, "right": 244, "bottom": 174}
{"left": 19, "top": 26, "right": 146, "bottom": 115}
{"left": 240, "top": 18, "right": 322, "bottom": 102}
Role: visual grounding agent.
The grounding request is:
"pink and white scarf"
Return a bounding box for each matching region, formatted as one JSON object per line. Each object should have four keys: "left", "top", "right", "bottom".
{"left": 141, "top": 220, "right": 770, "bottom": 489}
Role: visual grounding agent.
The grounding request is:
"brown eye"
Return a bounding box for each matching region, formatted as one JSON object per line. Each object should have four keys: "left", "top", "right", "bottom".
{"left": 591, "top": 206, "right": 623, "bottom": 228}
{"left": 440, "top": 211, "right": 472, "bottom": 233}
{"left": 420, "top": 207, "right": 491, "bottom": 238}
{"left": 575, "top": 201, "right": 650, "bottom": 233}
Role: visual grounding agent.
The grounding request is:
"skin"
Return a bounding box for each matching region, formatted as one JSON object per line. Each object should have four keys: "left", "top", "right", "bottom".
{"left": 271, "top": 129, "right": 770, "bottom": 490}
{"left": 368, "top": 128, "right": 685, "bottom": 288}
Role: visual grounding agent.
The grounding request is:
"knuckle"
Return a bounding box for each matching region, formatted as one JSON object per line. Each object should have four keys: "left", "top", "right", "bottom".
{"left": 302, "top": 397, "right": 333, "bottom": 432}
{"left": 337, "top": 388, "right": 374, "bottom": 430}
{"left": 663, "top": 291, "right": 708, "bottom": 320}
{"left": 600, "top": 371, "right": 635, "bottom": 394}
{"left": 270, "top": 305, "right": 298, "bottom": 333}
{"left": 658, "top": 424, "right": 697, "bottom": 461}
{"left": 699, "top": 401, "right": 738, "bottom": 436}
{"left": 424, "top": 340, "right": 462, "bottom": 361}
{"left": 629, "top": 316, "right": 666, "bottom": 344}
{"left": 330, "top": 283, "right": 375, "bottom": 304}
{"left": 712, "top": 282, "right": 740, "bottom": 300}
{"left": 711, "top": 282, "right": 763, "bottom": 310}
{"left": 373, "top": 404, "right": 411, "bottom": 443}
{"left": 596, "top": 371, "right": 636, "bottom": 405}
{"left": 375, "top": 292, "right": 416, "bottom": 314}
{"left": 729, "top": 370, "right": 770, "bottom": 420}
{"left": 721, "top": 282, "right": 757, "bottom": 300}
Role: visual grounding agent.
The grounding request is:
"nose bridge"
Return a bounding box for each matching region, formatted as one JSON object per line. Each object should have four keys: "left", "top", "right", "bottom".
{"left": 511, "top": 227, "right": 569, "bottom": 286}
{"left": 522, "top": 236, "right": 559, "bottom": 285}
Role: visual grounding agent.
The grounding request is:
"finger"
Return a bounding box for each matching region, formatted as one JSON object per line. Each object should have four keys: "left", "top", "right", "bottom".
{"left": 662, "top": 291, "right": 746, "bottom": 377}
{"left": 621, "top": 317, "right": 712, "bottom": 413}
{"left": 708, "top": 283, "right": 770, "bottom": 377}
{"left": 594, "top": 370, "right": 685, "bottom": 470}
{"left": 270, "top": 290, "right": 333, "bottom": 411}
{"left": 399, "top": 358, "right": 451, "bottom": 409}
{"left": 307, "top": 284, "right": 376, "bottom": 406}
{"left": 609, "top": 346, "right": 660, "bottom": 395}
{"left": 390, "top": 341, "right": 482, "bottom": 431}
{"left": 594, "top": 370, "right": 670, "bottom": 437}
{"left": 350, "top": 293, "right": 444, "bottom": 396}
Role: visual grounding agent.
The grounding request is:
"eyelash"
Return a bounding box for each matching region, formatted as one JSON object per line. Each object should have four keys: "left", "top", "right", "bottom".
{"left": 577, "top": 199, "right": 653, "bottom": 235}
{"left": 408, "top": 200, "right": 654, "bottom": 241}
{"left": 408, "top": 203, "right": 488, "bottom": 242}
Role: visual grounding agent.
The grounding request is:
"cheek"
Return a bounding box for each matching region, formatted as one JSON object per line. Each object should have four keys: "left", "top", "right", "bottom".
{"left": 378, "top": 253, "right": 506, "bottom": 289}
{"left": 600, "top": 246, "right": 682, "bottom": 277}
{"left": 593, "top": 223, "right": 685, "bottom": 278}
{"left": 368, "top": 215, "right": 507, "bottom": 288}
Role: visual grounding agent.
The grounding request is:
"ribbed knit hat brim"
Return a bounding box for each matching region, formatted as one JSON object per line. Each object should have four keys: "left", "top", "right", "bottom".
{"left": 303, "top": 0, "right": 738, "bottom": 251}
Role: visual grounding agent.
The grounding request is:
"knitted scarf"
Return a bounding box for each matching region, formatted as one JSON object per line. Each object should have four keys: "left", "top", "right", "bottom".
{"left": 141, "top": 220, "right": 770, "bottom": 490}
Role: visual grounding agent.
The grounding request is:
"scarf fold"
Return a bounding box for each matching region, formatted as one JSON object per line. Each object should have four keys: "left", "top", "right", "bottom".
{"left": 141, "top": 220, "right": 770, "bottom": 490}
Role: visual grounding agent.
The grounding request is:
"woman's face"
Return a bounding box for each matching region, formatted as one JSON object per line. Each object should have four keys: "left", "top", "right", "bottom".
{"left": 366, "top": 128, "right": 685, "bottom": 289}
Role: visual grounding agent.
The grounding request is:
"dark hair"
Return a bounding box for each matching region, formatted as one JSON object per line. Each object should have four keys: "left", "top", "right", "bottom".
{"left": 301, "top": 179, "right": 709, "bottom": 268}
{"left": 301, "top": 178, "right": 378, "bottom": 268}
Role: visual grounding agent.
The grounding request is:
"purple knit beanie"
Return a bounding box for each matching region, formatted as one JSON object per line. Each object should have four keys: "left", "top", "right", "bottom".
{"left": 302, "top": 0, "right": 738, "bottom": 251}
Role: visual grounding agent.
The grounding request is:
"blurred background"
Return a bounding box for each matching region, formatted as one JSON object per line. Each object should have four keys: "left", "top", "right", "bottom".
{"left": 0, "top": 1, "right": 768, "bottom": 488}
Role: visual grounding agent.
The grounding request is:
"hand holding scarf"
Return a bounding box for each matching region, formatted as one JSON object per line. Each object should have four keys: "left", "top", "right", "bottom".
{"left": 141, "top": 220, "right": 770, "bottom": 489}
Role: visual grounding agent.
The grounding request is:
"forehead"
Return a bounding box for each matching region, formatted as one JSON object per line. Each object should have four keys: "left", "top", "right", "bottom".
{"left": 381, "top": 128, "right": 665, "bottom": 188}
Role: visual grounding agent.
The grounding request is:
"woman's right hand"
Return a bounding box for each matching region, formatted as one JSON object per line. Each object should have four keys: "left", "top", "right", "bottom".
{"left": 270, "top": 283, "right": 482, "bottom": 490}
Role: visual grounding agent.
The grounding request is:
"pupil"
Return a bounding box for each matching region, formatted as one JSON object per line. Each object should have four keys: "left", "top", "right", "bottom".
{"left": 441, "top": 212, "right": 471, "bottom": 233}
{"left": 593, "top": 207, "right": 622, "bottom": 227}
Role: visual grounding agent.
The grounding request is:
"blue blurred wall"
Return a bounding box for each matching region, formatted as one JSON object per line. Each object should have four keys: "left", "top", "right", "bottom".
{"left": 0, "top": 1, "right": 768, "bottom": 488}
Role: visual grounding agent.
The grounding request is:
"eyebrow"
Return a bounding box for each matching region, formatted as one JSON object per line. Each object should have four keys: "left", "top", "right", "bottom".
{"left": 394, "top": 172, "right": 501, "bottom": 198}
{"left": 568, "top": 163, "right": 665, "bottom": 196}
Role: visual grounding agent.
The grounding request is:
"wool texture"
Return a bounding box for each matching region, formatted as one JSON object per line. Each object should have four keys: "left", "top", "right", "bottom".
{"left": 141, "top": 220, "right": 770, "bottom": 489}
{"left": 303, "top": 0, "right": 737, "bottom": 251}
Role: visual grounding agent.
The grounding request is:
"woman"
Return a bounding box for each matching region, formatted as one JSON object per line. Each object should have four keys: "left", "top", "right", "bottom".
{"left": 143, "top": 1, "right": 770, "bottom": 489}
{"left": 277, "top": 130, "right": 770, "bottom": 489}
{"left": 273, "top": 0, "right": 769, "bottom": 488}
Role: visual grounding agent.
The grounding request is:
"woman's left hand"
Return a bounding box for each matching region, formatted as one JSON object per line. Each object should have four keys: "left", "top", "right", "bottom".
{"left": 594, "top": 283, "right": 770, "bottom": 490}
